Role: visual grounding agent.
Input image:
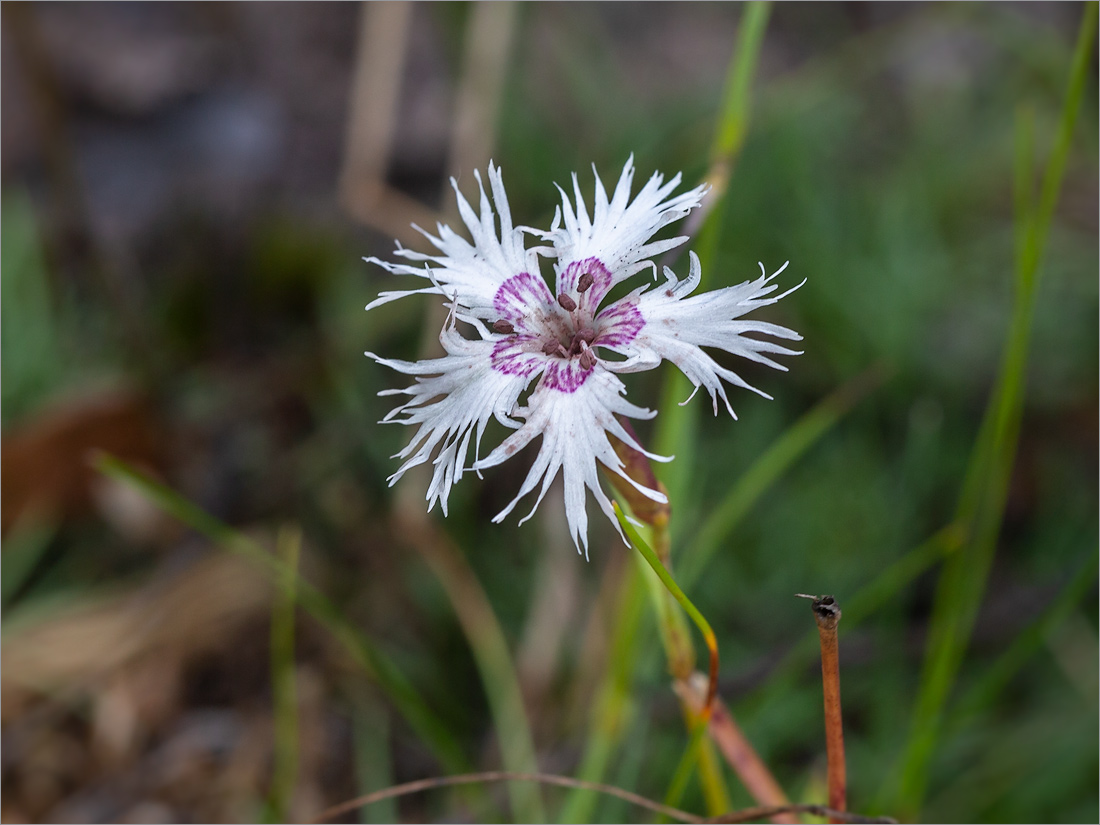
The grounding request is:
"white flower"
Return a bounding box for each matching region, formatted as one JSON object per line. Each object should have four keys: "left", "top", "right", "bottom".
{"left": 366, "top": 157, "right": 803, "bottom": 557}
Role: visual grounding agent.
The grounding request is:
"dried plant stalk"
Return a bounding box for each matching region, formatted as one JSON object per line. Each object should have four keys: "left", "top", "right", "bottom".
{"left": 799, "top": 593, "right": 847, "bottom": 821}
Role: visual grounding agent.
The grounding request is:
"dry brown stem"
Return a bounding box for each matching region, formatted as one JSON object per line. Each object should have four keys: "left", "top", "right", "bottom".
{"left": 307, "top": 770, "right": 898, "bottom": 824}
{"left": 799, "top": 593, "right": 847, "bottom": 821}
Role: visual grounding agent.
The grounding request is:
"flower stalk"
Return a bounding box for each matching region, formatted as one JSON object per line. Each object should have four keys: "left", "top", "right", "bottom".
{"left": 614, "top": 504, "right": 719, "bottom": 718}
{"left": 799, "top": 593, "right": 847, "bottom": 821}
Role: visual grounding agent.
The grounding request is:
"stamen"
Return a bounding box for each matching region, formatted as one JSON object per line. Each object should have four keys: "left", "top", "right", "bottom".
{"left": 579, "top": 344, "right": 597, "bottom": 371}
{"left": 557, "top": 293, "right": 577, "bottom": 312}
{"left": 541, "top": 338, "right": 560, "bottom": 356}
{"left": 567, "top": 328, "right": 597, "bottom": 355}
{"left": 493, "top": 320, "right": 515, "bottom": 334}
{"left": 577, "top": 272, "right": 595, "bottom": 293}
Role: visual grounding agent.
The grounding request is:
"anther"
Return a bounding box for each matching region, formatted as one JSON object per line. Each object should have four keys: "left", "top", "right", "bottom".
{"left": 493, "top": 320, "right": 515, "bottom": 334}
{"left": 579, "top": 346, "right": 597, "bottom": 371}
{"left": 541, "top": 339, "right": 560, "bottom": 356}
{"left": 557, "top": 293, "right": 577, "bottom": 312}
{"left": 577, "top": 272, "right": 595, "bottom": 293}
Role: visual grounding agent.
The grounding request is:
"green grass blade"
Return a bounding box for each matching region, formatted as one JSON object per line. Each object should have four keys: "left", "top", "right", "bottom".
{"left": 558, "top": 563, "right": 649, "bottom": 823}
{"left": 682, "top": 368, "right": 883, "bottom": 589}
{"left": 265, "top": 526, "right": 301, "bottom": 823}
{"left": 711, "top": 1, "right": 772, "bottom": 167}
{"left": 354, "top": 699, "right": 399, "bottom": 824}
{"left": 614, "top": 504, "right": 718, "bottom": 671}
{"left": 564, "top": 7, "right": 776, "bottom": 811}
{"left": 953, "top": 551, "right": 1100, "bottom": 721}
{"left": 94, "top": 453, "right": 470, "bottom": 774}
{"left": 410, "top": 529, "right": 545, "bottom": 822}
{"left": 656, "top": 0, "right": 773, "bottom": 509}
{"left": 891, "top": 6, "right": 1097, "bottom": 814}
{"left": 740, "top": 524, "right": 959, "bottom": 709}
{"left": 1, "top": 514, "right": 58, "bottom": 609}
{"left": 663, "top": 721, "right": 709, "bottom": 817}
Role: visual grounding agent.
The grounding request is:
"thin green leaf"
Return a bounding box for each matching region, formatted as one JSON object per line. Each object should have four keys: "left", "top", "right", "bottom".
{"left": 265, "top": 526, "right": 301, "bottom": 823}
{"left": 682, "top": 367, "right": 884, "bottom": 588}
{"left": 614, "top": 504, "right": 718, "bottom": 673}
{"left": 891, "top": 6, "right": 1097, "bottom": 813}
{"left": 953, "top": 551, "right": 1100, "bottom": 720}
{"left": 94, "top": 453, "right": 470, "bottom": 774}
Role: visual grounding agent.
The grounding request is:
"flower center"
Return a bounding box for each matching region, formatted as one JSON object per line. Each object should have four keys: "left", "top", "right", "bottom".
{"left": 534, "top": 283, "right": 601, "bottom": 370}
{"left": 491, "top": 270, "right": 604, "bottom": 372}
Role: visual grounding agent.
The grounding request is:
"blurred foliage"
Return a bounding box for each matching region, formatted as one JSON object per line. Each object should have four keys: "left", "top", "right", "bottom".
{"left": 1, "top": 3, "right": 1096, "bottom": 824}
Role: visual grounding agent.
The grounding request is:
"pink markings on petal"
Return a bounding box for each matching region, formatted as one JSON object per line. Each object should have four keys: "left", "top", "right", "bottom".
{"left": 493, "top": 272, "right": 554, "bottom": 327}
{"left": 490, "top": 336, "right": 545, "bottom": 378}
{"left": 595, "top": 300, "right": 644, "bottom": 349}
{"left": 542, "top": 360, "right": 593, "bottom": 393}
{"left": 560, "top": 258, "right": 613, "bottom": 307}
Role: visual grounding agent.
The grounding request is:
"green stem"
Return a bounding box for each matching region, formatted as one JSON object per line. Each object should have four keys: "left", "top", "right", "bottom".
{"left": 558, "top": 562, "right": 649, "bottom": 823}
{"left": 614, "top": 505, "right": 719, "bottom": 713}
{"left": 663, "top": 720, "right": 710, "bottom": 817}
{"left": 94, "top": 453, "right": 470, "bottom": 774}
{"left": 267, "top": 526, "right": 301, "bottom": 823}
{"left": 563, "top": 9, "right": 774, "bottom": 815}
{"left": 890, "top": 5, "right": 1097, "bottom": 814}
{"left": 656, "top": 0, "right": 774, "bottom": 508}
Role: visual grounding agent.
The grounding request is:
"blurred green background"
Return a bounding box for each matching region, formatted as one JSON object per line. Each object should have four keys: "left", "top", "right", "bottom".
{"left": 2, "top": 3, "right": 1096, "bottom": 823}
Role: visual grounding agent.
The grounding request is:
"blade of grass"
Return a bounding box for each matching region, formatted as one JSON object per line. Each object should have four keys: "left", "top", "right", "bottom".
{"left": 739, "top": 524, "right": 961, "bottom": 712}
{"left": 663, "top": 722, "right": 710, "bottom": 817}
{"left": 698, "top": 736, "right": 734, "bottom": 817}
{"left": 891, "top": 6, "right": 1097, "bottom": 814}
{"left": 265, "top": 526, "right": 301, "bottom": 823}
{"left": 952, "top": 551, "right": 1100, "bottom": 721}
{"left": 656, "top": 0, "right": 773, "bottom": 508}
{"left": 94, "top": 453, "right": 470, "bottom": 774}
{"left": 559, "top": 562, "right": 649, "bottom": 823}
{"left": 564, "top": 8, "right": 778, "bottom": 814}
{"left": 682, "top": 367, "right": 884, "bottom": 589}
{"left": 1, "top": 513, "right": 58, "bottom": 609}
{"left": 394, "top": 510, "right": 545, "bottom": 822}
{"left": 354, "top": 698, "right": 399, "bottom": 824}
{"left": 614, "top": 505, "right": 719, "bottom": 718}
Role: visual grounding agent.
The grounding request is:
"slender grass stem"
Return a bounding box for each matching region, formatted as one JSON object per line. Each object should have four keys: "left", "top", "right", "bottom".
{"left": 267, "top": 526, "right": 301, "bottom": 824}
{"left": 891, "top": 5, "right": 1097, "bottom": 813}
{"left": 656, "top": 0, "right": 773, "bottom": 507}
{"left": 615, "top": 505, "right": 719, "bottom": 717}
{"left": 799, "top": 594, "right": 846, "bottom": 821}
{"left": 308, "top": 770, "right": 897, "bottom": 825}
{"left": 682, "top": 366, "right": 884, "bottom": 587}
{"left": 94, "top": 454, "right": 471, "bottom": 774}
{"left": 393, "top": 509, "right": 546, "bottom": 822}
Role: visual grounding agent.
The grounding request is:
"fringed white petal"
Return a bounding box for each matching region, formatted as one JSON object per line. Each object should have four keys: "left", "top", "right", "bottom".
{"left": 604, "top": 253, "right": 804, "bottom": 417}
{"left": 473, "top": 368, "right": 666, "bottom": 559}
{"left": 365, "top": 163, "right": 546, "bottom": 317}
{"left": 368, "top": 320, "right": 537, "bottom": 515}
{"left": 542, "top": 155, "right": 708, "bottom": 300}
